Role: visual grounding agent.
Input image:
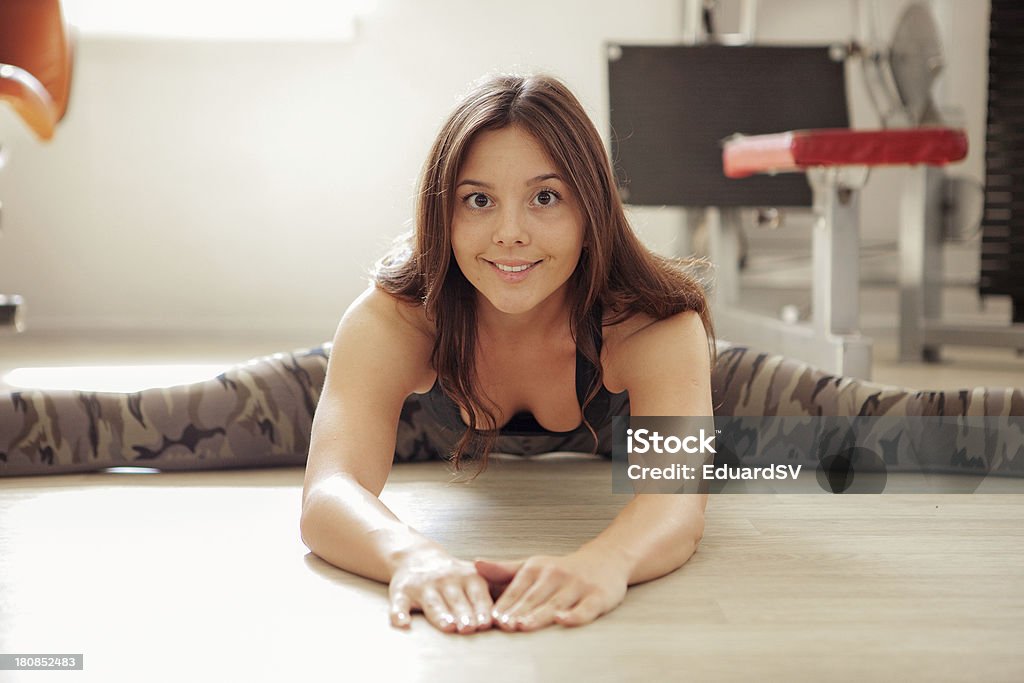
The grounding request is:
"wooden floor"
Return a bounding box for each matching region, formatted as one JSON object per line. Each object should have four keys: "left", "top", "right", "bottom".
{"left": 1, "top": 456, "right": 1022, "bottom": 682}
{"left": 1, "top": 328, "right": 1023, "bottom": 681}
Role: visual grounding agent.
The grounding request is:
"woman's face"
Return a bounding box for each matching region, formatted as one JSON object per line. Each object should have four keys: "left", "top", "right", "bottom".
{"left": 451, "top": 125, "right": 585, "bottom": 319}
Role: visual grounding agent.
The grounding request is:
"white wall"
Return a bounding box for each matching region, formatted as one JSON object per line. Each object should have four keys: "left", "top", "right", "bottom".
{"left": 0, "top": 0, "right": 991, "bottom": 338}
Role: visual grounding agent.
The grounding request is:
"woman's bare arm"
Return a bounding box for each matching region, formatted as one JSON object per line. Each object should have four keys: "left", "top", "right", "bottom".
{"left": 478, "top": 310, "right": 713, "bottom": 630}
{"left": 579, "top": 309, "right": 712, "bottom": 585}
{"left": 299, "top": 287, "right": 493, "bottom": 633}
{"left": 300, "top": 287, "right": 437, "bottom": 578}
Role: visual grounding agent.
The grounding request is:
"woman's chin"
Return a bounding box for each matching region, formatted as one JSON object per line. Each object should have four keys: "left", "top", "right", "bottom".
{"left": 477, "top": 291, "right": 542, "bottom": 317}
{"left": 485, "top": 300, "right": 535, "bottom": 316}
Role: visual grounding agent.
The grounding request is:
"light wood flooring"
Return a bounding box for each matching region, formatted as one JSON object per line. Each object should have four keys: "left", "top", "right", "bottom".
{"left": 0, "top": 329, "right": 1022, "bottom": 682}
{"left": 0, "top": 458, "right": 1021, "bottom": 682}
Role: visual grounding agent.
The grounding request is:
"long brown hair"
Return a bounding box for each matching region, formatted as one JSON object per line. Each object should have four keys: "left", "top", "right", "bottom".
{"left": 373, "top": 73, "right": 714, "bottom": 471}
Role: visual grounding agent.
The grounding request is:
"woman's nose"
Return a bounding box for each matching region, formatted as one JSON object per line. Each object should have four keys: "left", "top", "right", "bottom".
{"left": 492, "top": 207, "right": 529, "bottom": 246}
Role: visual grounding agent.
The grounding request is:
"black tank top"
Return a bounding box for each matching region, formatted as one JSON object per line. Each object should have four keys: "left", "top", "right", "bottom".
{"left": 421, "top": 307, "right": 629, "bottom": 439}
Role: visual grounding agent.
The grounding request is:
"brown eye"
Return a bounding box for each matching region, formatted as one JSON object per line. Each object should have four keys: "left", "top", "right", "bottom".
{"left": 468, "top": 193, "right": 491, "bottom": 208}
{"left": 535, "top": 190, "right": 559, "bottom": 206}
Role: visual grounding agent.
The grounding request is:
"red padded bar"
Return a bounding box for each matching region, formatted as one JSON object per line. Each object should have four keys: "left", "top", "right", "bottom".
{"left": 723, "top": 128, "right": 968, "bottom": 178}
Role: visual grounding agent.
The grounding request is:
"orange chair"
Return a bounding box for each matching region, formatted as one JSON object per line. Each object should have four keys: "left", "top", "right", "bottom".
{"left": 0, "top": 0, "right": 74, "bottom": 140}
{"left": 0, "top": 0, "right": 74, "bottom": 331}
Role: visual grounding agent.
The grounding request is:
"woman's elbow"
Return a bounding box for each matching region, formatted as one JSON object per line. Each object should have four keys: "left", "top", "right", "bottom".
{"left": 684, "top": 507, "right": 706, "bottom": 553}
{"left": 692, "top": 519, "right": 705, "bottom": 550}
{"left": 298, "top": 505, "right": 318, "bottom": 552}
{"left": 299, "top": 485, "right": 332, "bottom": 552}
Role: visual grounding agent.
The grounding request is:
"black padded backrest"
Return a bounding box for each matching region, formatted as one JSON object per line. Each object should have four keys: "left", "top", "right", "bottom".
{"left": 608, "top": 44, "right": 849, "bottom": 207}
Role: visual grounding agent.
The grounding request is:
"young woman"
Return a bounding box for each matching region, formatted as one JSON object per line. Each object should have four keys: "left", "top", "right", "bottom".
{"left": 299, "top": 73, "right": 716, "bottom": 635}
{"left": 0, "top": 73, "right": 715, "bottom": 635}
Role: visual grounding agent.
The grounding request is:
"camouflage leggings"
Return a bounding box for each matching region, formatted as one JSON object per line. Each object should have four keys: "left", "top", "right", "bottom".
{"left": 1, "top": 342, "right": 1022, "bottom": 477}
{"left": 0, "top": 343, "right": 610, "bottom": 477}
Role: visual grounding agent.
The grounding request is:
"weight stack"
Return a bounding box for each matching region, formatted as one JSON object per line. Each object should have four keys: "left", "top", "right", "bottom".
{"left": 981, "top": 0, "right": 1024, "bottom": 322}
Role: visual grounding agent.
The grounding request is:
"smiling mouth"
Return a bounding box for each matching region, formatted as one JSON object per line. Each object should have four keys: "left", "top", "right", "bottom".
{"left": 486, "top": 260, "right": 542, "bottom": 273}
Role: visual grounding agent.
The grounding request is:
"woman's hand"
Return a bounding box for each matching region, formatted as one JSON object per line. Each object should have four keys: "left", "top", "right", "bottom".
{"left": 389, "top": 548, "right": 495, "bottom": 634}
{"left": 474, "top": 548, "right": 631, "bottom": 631}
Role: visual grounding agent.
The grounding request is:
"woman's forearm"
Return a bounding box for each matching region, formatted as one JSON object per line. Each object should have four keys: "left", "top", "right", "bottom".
{"left": 300, "top": 473, "right": 447, "bottom": 584}
{"left": 579, "top": 493, "right": 706, "bottom": 585}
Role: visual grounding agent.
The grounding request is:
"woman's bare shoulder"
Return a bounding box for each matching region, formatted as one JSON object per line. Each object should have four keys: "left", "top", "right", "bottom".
{"left": 600, "top": 309, "right": 705, "bottom": 392}
{"left": 334, "top": 286, "right": 436, "bottom": 393}
{"left": 343, "top": 286, "right": 435, "bottom": 341}
{"left": 602, "top": 309, "right": 655, "bottom": 342}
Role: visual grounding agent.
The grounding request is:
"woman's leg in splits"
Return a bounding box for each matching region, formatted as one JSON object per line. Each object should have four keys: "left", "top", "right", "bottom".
{"left": 0, "top": 343, "right": 448, "bottom": 477}
{"left": 712, "top": 343, "right": 1024, "bottom": 476}
{"left": 712, "top": 343, "right": 1024, "bottom": 418}
{"left": 11, "top": 339, "right": 1015, "bottom": 477}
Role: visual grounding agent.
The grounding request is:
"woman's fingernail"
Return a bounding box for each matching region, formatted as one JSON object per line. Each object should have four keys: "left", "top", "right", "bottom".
{"left": 477, "top": 613, "right": 490, "bottom": 626}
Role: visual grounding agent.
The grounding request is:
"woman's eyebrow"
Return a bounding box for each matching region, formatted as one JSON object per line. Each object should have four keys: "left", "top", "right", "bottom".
{"left": 455, "top": 173, "right": 563, "bottom": 190}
